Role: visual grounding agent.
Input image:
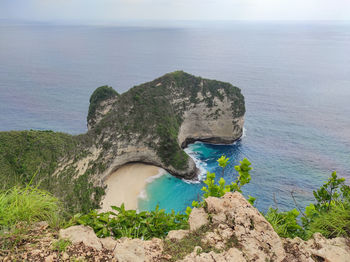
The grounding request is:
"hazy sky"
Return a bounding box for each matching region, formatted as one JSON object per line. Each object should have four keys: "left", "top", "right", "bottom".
{"left": 1, "top": 0, "right": 350, "bottom": 23}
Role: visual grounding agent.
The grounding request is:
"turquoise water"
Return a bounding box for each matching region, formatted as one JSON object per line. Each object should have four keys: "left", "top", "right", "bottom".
{"left": 140, "top": 132, "right": 350, "bottom": 213}
{"left": 1, "top": 21, "right": 350, "bottom": 213}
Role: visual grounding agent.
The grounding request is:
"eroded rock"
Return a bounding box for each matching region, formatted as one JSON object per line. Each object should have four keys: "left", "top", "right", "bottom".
{"left": 113, "top": 237, "right": 163, "bottom": 262}
{"left": 283, "top": 233, "right": 350, "bottom": 262}
{"left": 100, "top": 236, "right": 118, "bottom": 251}
{"left": 59, "top": 225, "right": 102, "bottom": 250}
{"left": 188, "top": 207, "right": 209, "bottom": 231}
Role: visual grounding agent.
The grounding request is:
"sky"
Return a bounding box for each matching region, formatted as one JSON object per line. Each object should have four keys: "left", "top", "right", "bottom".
{"left": 1, "top": 0, "right": 350, "bottom": 23}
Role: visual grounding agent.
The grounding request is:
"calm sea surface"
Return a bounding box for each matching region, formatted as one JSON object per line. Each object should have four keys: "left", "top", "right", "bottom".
{"left": 1, "top": 21, "right": 349, "bottom": 212}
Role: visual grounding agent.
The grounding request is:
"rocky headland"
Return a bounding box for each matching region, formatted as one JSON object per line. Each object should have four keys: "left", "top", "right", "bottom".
{"left": 83, "top": 71, "right": 245, "bottom": 181}
{"left": 0, "top": 71, "right": 245, "bottom": 213}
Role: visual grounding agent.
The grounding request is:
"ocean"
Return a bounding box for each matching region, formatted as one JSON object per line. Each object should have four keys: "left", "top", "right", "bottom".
{"left": 1, "top": 21, "right": 349, "bottom": 213}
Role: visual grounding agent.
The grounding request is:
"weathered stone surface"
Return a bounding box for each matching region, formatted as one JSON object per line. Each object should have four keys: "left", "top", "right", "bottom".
{"left": 167, "top": 229, "right": 190, "bottom": 241}
{"left": 178, "top": 100, "right": 244, "bottom": 148}
{"left": 113, "top": 237, "right": 163, "bottom": 262}
{"left": 181, "top": 247, "right": 246, "bottom": 262}
{"left": 283, "top": 233, "right": 350, "bottom": 262}
{"left": 188, "top": 207, "right": 209, "bottom": 231}
{"left": 113, "top": 238, "right": 145, "bottom": 262}
{"left": 59, "top": 225, "right": 102, "bottom": 250}
{"left": 205, "top": 192, "right": 286, "bottom": 262}
{"left": 143, "top": 238, "right": 164, "bottom": 261}
{"left": 99, "top": 236, "right": 118, "bottom": 251}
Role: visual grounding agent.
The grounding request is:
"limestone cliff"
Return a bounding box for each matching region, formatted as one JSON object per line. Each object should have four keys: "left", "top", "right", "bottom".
{"left": 0, "top": 71, "right": 245, "bottom": 213}
{"left": 80, "top": 71, "right": 245, "bottom": 183}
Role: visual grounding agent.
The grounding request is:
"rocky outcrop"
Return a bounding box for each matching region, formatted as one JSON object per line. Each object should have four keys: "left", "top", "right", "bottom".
{"left": 59, "top": 225, "right": 103, "bottom": 250}
{"left": 283, "top": 233, "right": 350, "bottom": 262}
{"left": 57, "top": 71, "right": 245, "bottom": 186}
{"left": 188, "top": 207, "right": 209, "bottom": 231}
{"left": 178, "top": 96, "right": 244, "bottom": 148}
{"left": 51, "top": 192, "right": 350, "bottom": 261}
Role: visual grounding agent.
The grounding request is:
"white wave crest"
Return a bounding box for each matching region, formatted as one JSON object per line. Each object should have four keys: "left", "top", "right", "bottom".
{"left": 184, "top": 144, "right": 208, "bottom": 183}
{"left": 138, "top": 189, "right": 148, "bottom": 200}
{"left": 145, "top": 168, "right": 166, "bottom": 183}
{"left": 241, "top": 127, "right": 247, "bottom": 139}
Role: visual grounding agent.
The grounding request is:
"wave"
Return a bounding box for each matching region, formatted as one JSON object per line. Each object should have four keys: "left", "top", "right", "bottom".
{"left": 184, "top": 142, "right": 208, "bottom": 183}
{"left": 241, "top": 127, "right": 247, "bottom": 139}
{"left": 137, "top": 168, "right": 167, "bottom": 201}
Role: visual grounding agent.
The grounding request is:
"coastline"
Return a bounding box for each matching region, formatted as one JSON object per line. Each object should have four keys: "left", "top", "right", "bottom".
{"left": 100, "top": 163, "right": 166, "bottom": 212}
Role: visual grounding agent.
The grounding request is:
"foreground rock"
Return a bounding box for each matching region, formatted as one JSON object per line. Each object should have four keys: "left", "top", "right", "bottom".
{"left": 0, "top": 222, "right": 114, "bottom": 262}
{"left": 59, "top": 225, "right": 103, "bottom": 250}
{"left": 56, "top": 193, "right": 350, "bottom": 261}
{"left": 283, "top": 233, "right": 350, "bottom": 262}
{"left": 113, "top": 238, "right": 163, "bottom": 262}
{"left": 3, "top": 192, "right": 350, "bottom": 261}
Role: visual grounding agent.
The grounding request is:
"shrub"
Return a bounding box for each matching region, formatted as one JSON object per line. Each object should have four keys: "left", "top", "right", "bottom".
{"left": 0, "top": 184, "right": 62, "bottom": 230}
{"left": 68, "top": 204, "right": 188, "bottom": 240}
{"left": 265, "top": 208, "right": 304, "bottom": 239}
{"left": 88, "top": 85, "right": 118, "bottom": 120}
{"left": 187, "top": 156, "right": 254, "bottom": 215}
{"left": 265, "top": 171, "right": 350, "bottom": 240}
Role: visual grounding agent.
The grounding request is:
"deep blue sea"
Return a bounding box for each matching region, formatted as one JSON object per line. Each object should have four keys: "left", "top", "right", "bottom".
{"left": 1, "top": 21, "right": 349, "bottom": 213}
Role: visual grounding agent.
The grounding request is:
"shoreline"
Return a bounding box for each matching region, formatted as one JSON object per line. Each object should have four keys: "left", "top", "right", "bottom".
{"left": 100, "top": 163, "right": 166, "bottom": 212}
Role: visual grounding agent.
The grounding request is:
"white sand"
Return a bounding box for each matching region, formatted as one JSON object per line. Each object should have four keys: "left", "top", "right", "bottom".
{"left": 101, "top": 163, "right": 164, "bottom": 212}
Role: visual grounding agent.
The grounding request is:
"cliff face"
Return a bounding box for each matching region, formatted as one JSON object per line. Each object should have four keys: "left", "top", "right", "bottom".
{"left": 82, "top": 71, "right": 245, "bottom": 181}
{"left": 0, "top": 71, "right": 245, "bottom": 213}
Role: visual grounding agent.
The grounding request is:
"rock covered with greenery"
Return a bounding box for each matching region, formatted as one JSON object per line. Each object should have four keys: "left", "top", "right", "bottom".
{"left": 84, "top": 71, "right": 245, "bottom": 180}
{"left": 0, "top": 71, "right": 245, "bottom": 213}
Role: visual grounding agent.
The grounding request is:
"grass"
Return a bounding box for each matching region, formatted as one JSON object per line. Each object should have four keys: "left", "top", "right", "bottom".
{"left": 52, "top": 239, "right": 71, "bottom": 252}
{"left": 0, "top": 183, "right": 64, "bottom": 251}
{"left": 0, "top": 184, "right": 62, "bottom": 230}
{"left": 306, "top": 203, "right": 350, "bottom": 239}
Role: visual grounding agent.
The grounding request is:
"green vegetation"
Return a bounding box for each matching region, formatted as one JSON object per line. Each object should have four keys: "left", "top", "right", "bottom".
{"left": 68, "top": 204, "right": 188, "bottom": 240}
{"left": 0, "top": 184, "right": 62, "bottom": 230}
{"left": 1, "top": 151, "right": 349, "bottom": 259}
{"left": 0, "top": 130, "right": 105, "bottom": 215}
{"left": 0, "top": 130, "right": 76, "bottom": 188}
{"left": 0, "top": 181, "right": 65, "bottom": 250}
{"left": 90, "top": 71, "right": 245, "bottom": 171}
{"left": 87, "top": 85, "right": 118, "bottom": 121}
{"left": 264, "top": 208, "right": 304, "bottom": 238}
{"left": 187, "top": 156, "right": 254, "bottom": 214}
{"left": 0, "top": 72, "right": 245, "bottom": 215}
{"left": 52, "top": 239, "right": 71, "bottom": 252}
{"left": 265, "top": 171, "right": 350, "bottom": 240}
{"left": 67, "top": 155, "right": 253, "bottom": 241}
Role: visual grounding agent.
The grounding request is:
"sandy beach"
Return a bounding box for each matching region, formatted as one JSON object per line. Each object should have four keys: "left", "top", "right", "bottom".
{"left": 101, "top": 163, "right": 164, "bottom": 212}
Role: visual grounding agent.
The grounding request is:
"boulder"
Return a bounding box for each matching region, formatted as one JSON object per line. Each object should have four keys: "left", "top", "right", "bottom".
{"left": 205, "top": 192, "right": 286, "bottom": 262}
{"left": 59, "top": 225, "right": 102, "bottom": 250}
{"left": 188, "top": 207, "right": 209, "bottom": 231}
{"left": 113, "top": 238, "right": 163, "bottom": 262}
{"left": 283, "top": 233, "right": 350, "bottom": 262}
{"left": 100, "top": 236, "right": 118, "bottom": 251}
{"left": 113, "top": 239, "right": 145, "bottom": 262}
